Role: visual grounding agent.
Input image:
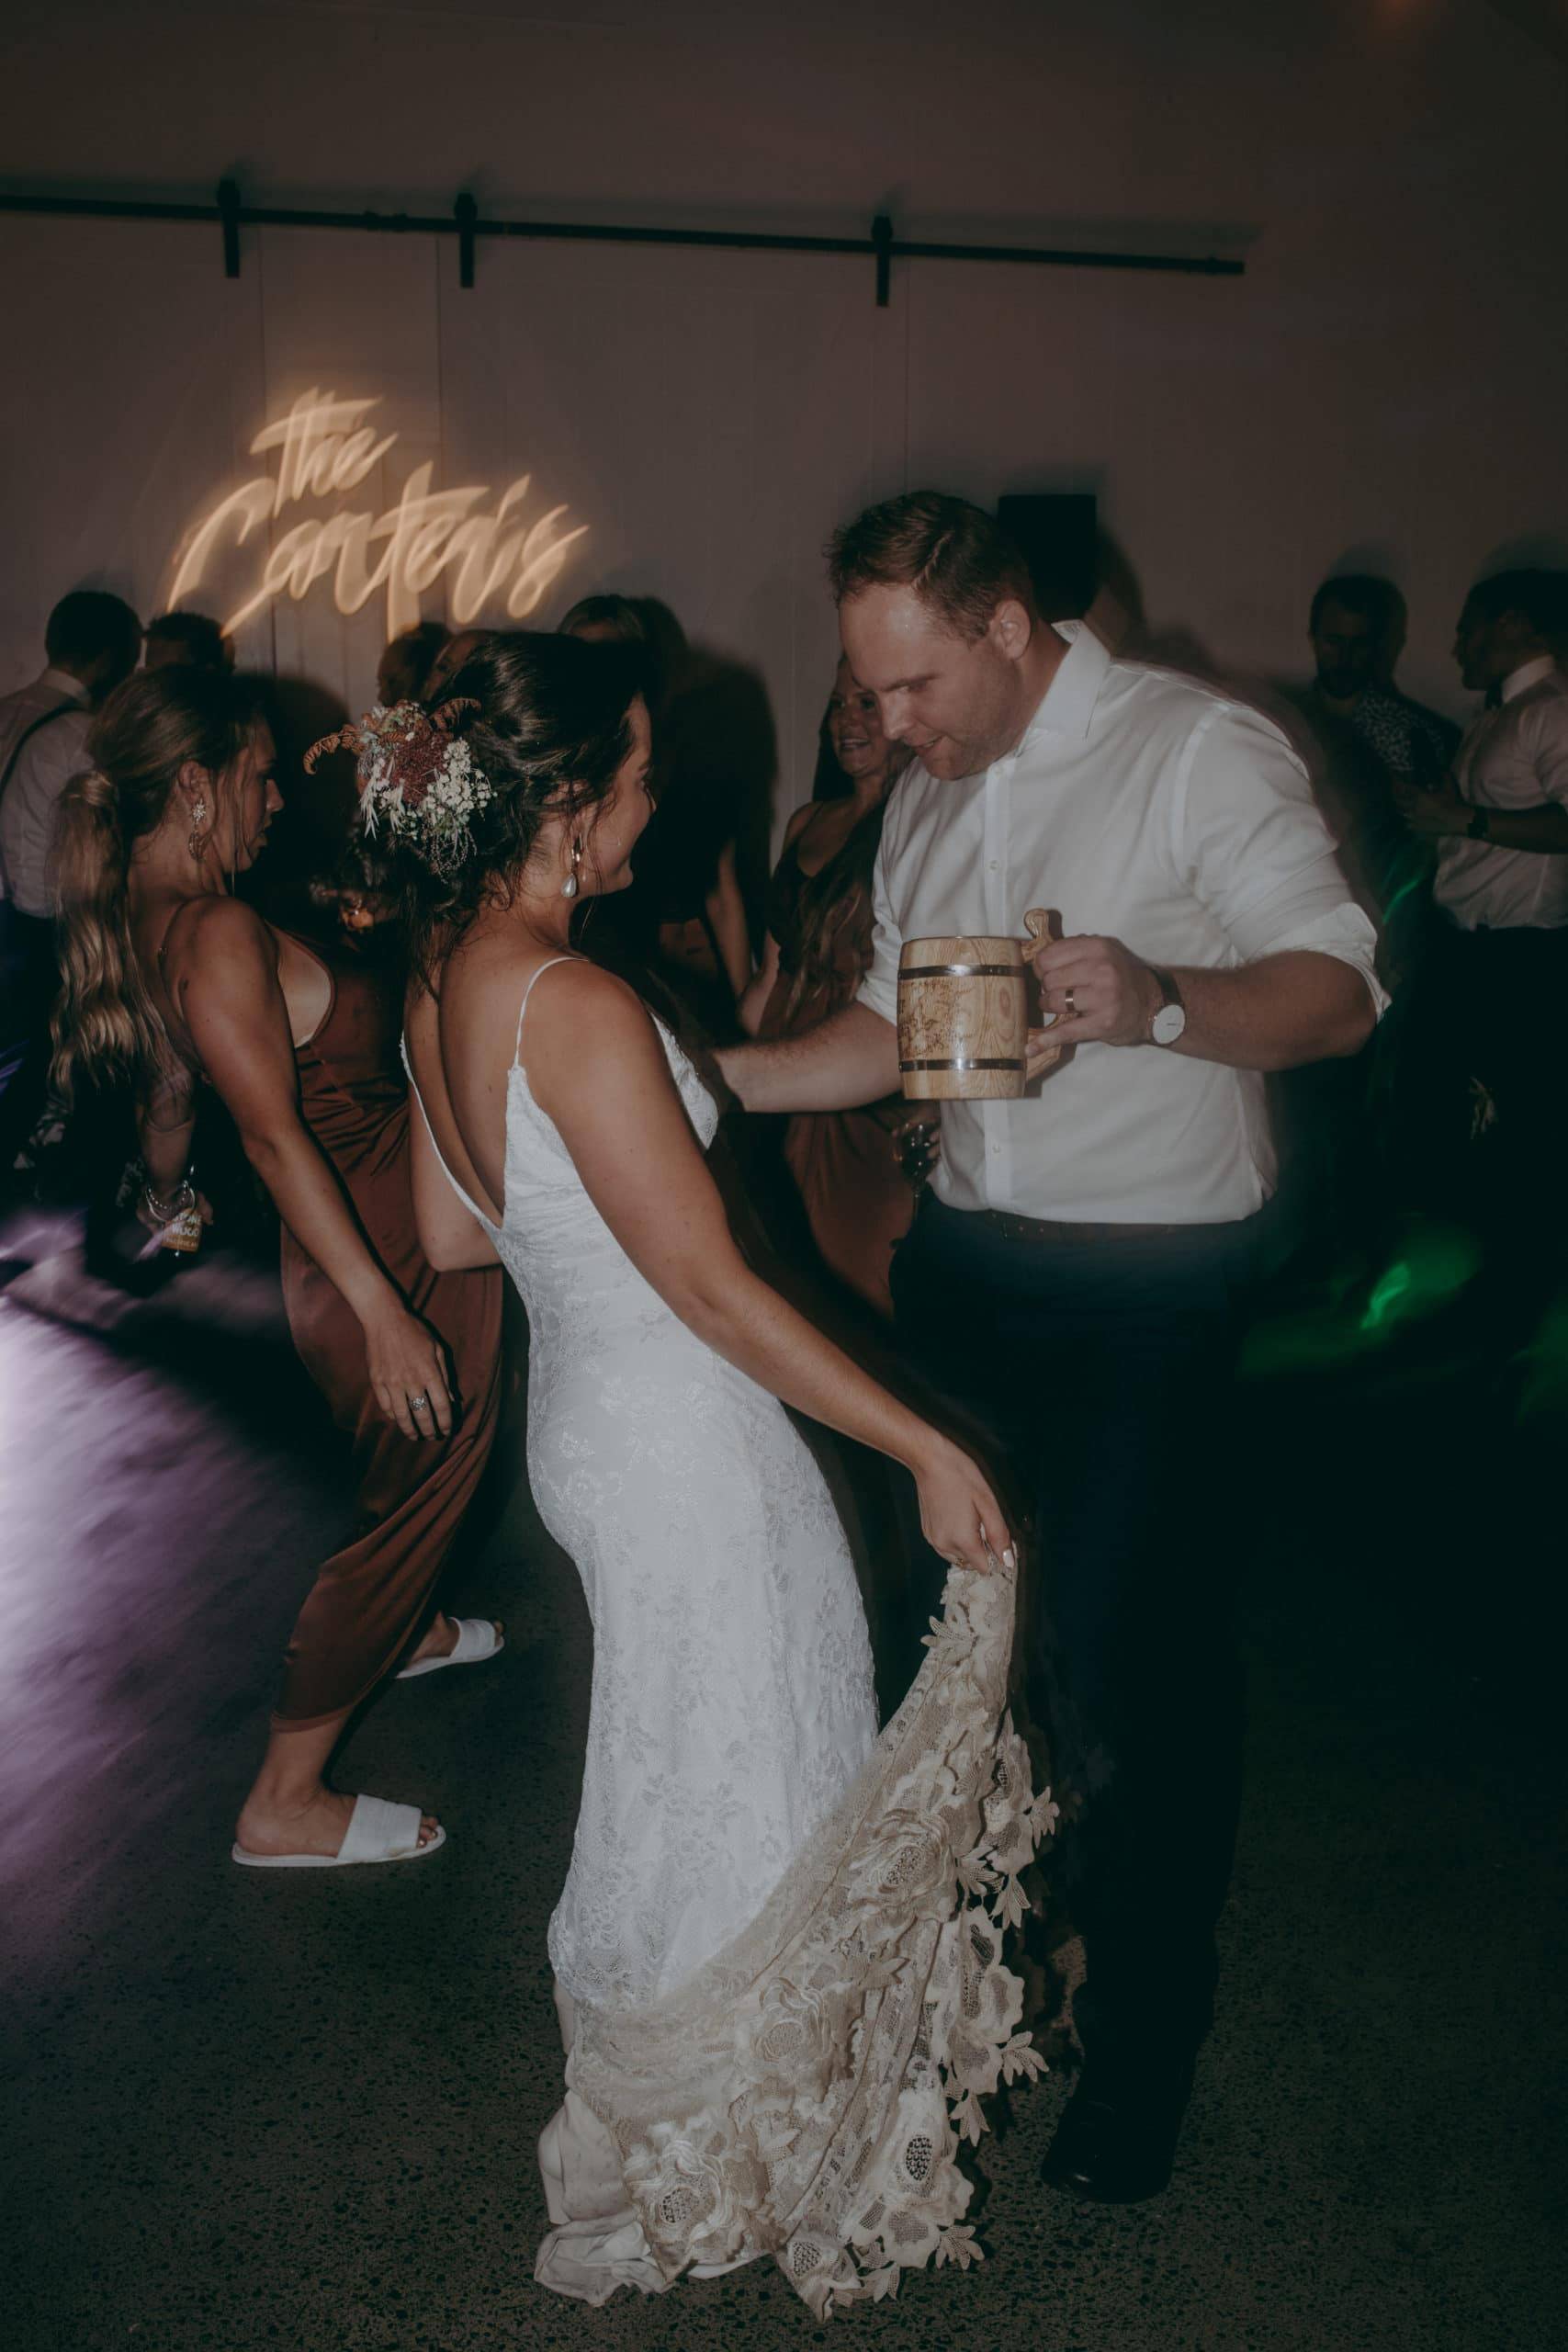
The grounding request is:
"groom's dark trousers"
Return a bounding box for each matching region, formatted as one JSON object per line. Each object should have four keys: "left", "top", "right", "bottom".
{"left": 889, "top": 1193, "right": 1268, "bottom": 2086}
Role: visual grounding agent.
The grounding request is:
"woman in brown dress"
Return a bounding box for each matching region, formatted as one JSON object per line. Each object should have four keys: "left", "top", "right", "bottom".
{"left": 739, "top": 657, "right": 925, "bottom": 1316}
{"left": 50, "top": 671, "right": 503, "bottom": 1868}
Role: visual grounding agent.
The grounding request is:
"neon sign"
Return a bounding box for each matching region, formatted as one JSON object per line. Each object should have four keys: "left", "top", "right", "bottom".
{"left": 170, "top": 389, "right": 588, "bottom": 639}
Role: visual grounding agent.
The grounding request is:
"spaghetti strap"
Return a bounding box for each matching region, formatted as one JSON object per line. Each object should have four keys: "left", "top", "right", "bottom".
{"left": 513, "top": 955, "right": 582, "bottom": 1067}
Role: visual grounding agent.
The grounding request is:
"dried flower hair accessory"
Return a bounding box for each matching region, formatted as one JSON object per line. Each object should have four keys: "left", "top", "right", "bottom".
{"left": 305, "top": 699, "right": 492, "bottom": 876}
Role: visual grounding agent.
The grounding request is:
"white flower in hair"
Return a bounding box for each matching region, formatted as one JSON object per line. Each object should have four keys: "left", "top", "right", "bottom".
{"left": 304, "top": 698, "right": 494, "bottom": 874}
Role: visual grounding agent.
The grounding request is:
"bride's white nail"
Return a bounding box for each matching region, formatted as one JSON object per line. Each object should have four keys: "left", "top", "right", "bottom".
{"left": 1002, "top": 1547, "right": 1017, "bottom": 1569}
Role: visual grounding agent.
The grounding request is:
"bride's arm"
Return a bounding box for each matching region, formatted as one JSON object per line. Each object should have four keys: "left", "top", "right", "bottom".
{"left": 528, "top": 964, "right": 1013, "bottom": 1576}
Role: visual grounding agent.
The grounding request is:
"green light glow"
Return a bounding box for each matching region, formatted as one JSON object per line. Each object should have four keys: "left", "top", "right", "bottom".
{"left": 1360, "top": 1261, "right": 1413, "bottom": 1329}
{"left": 1380, "top": 874, "right": 1425, "bottom": 920}
{"left": 1359, "top": 1224, "right": 1479, "bottom": 1334}
{"left": 1241, "top": 1219, "right": 1483, "bottom": 1380}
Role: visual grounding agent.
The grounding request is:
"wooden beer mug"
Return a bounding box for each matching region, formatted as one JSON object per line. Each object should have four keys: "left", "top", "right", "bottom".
{"left": 898, "top": 909, "right": 1052, "bottom": 1101}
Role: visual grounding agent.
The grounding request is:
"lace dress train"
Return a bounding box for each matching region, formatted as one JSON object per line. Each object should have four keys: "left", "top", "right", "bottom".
{"left": 549, "top": 1571, "right": 1051, "bottom": 2316}
{"left": 407, "top": 961, "right": 1050, "bottom": 2315}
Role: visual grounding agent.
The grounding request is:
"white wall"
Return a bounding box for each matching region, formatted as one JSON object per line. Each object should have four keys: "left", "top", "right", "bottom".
{"left": 4, "top": 0, "right": 1565, "bottom": 827}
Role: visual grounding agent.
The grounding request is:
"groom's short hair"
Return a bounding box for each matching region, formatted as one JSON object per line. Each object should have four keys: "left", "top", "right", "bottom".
{"left": 827, "top": 491, "right": 1038, "bottom": 641}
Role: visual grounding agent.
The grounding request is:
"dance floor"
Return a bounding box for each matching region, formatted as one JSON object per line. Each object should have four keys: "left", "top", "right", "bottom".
{"left": 2, "top": 1204, "right": 1562, "bottom": 2351}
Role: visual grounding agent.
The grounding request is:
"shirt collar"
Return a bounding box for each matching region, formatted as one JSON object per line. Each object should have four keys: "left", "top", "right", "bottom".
{"left": 1016, "top": 619, "right": 1109, "bottom": 751}
{"left": 39, "top": 665, "right": 90, "bottom": 706}
{"left": 1501, "top": 654, "right": 1556, "bottom": 704}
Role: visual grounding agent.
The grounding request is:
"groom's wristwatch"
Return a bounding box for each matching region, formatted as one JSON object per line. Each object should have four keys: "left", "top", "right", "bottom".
{"left": 1145, "top": 966, "right": 1187, "bottom": 1046}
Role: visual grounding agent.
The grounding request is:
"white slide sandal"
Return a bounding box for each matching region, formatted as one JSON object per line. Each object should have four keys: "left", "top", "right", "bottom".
{"left": 396, "top": 1616, "right": 505, "bottom": 1680}
{"left": 231, "top": 1793, "right": 446, "bottom": 1870}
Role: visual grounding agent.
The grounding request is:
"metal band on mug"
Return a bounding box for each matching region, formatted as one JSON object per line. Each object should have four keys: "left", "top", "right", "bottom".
{"left": 898, "top": 962, "right": 1020, "bottom": 980}
{"left": 899, "top": 1056, "right": 1026, "bottom": 1073}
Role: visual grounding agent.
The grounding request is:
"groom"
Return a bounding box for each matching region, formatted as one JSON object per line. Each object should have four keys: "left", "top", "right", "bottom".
{"left": 718, "top": 492, "right": 1383, "bottom": 2201}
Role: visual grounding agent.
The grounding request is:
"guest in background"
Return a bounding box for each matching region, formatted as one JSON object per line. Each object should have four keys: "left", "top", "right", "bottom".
{"left": 378, "top": 620, "right": 451, "bottom": 709}
{"left": 1305, "top": 576, "right": 1456, "bottom": 788}
{"left": 143, "top": 611, "right": 232, "bottom": 674}
{"left": 1393, "top": 569, "right": 1568, "bottom": 1269}
{"left": 560, "top": 594, "right": 752, "bottom": 1032}
{"left": 1274, "top": 577, "right": 1455, "bottom": 1264}
{"left": 0, "top": 589, "right": 141, "bottom": 1187}
{"left": 50, "top": 670, "right": 504, "bottom": 1867}
{"left": 738, "top": 656, "right": 921, "bottom": 1316}
{"left": 422, "top": 628, "right": 489, "bottom": 703}
{"left": 1286, "top": 576, "right": 1457, "bottom": 937}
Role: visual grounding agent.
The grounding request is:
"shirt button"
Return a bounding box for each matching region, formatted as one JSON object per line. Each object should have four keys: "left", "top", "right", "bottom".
{"left": 990, "top": 1140, "right": 1001, "bottom": 1156}
{"left": 988, "top": 859, "right": 999, "bottom": 872}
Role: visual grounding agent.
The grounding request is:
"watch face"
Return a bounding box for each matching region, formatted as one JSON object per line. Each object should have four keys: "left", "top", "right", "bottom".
{"left": 1152, "top": 1002, "right": 1187, "bottom": 1046}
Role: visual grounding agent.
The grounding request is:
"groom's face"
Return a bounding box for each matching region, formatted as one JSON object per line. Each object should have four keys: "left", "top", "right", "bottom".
{"left": 839, "top": 583, "right": 1030, "bottom": 782}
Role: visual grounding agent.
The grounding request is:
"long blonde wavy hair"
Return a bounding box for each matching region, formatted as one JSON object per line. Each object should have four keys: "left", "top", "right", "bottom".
{"left": 51, "top": 670, "right": 266, "bottom": 1104}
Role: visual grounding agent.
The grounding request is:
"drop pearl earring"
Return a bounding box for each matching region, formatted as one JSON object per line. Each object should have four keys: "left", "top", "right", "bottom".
{"left": 560, "top": 836, "right": 582, "bottom": 899}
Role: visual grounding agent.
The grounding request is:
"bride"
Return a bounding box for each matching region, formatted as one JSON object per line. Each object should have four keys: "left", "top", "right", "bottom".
{"left": 364, "top": 634, "right": 1052, "bottom": 2314}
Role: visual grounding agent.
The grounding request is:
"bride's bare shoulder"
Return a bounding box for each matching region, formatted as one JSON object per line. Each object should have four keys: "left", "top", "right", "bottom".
{"left": 523, "top": 957, "right": 663, "bottom": 1070}
{"left": 515, "top": 965, "right": 685, "bottom": 1139}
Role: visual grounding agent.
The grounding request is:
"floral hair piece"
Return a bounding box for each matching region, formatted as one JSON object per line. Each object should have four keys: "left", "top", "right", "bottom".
{"left": 304, "top": 699, "right": 492, "bottom": 875}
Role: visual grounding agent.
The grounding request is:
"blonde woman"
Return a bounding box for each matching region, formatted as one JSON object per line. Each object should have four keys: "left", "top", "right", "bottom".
{"left": 51, "top": 670, "right": 503, "bottom": 1868}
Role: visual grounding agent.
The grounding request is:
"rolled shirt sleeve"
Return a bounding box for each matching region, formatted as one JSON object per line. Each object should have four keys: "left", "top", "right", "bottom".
{"left": 856, "top": 796, "right": 907, "bottom": 1029}
{"left": 1171, "top": 702, "right": 1388, "bottom": 1016}
{"left": 1517, "top": 696, "right": 1568, "bottom": 807}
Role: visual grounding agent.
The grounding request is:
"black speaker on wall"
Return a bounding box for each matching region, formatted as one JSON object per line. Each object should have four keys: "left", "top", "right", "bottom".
{"left": 995, "top": 492, "right": 1099, "bottom": 621}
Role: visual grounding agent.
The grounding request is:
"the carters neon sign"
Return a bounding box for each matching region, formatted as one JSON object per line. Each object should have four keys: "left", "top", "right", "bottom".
{"left": 169, "top": 389, "right": 587, "bottom": 639}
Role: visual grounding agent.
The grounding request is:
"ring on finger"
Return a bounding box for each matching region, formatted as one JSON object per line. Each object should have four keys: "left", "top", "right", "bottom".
{"left": 1063, "top": 987, "right": 1077, "bottom": 1017}
{"left": 410, "top": 1392, "right": 431, "bottom": 1413}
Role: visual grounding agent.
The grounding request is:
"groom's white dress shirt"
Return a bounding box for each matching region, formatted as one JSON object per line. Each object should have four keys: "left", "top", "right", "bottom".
{"left": 858, "top": 623, "right": 1384, "bottom": 1228}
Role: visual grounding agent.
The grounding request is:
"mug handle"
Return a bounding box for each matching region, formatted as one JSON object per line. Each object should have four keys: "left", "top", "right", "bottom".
{"left": 1022, "top": 907, "right": 1066, "bottom": 1073}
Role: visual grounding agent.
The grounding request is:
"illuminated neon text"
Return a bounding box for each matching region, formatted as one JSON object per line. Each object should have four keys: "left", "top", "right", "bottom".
{"left": 170, "top": 390, "right": 587, "bottom": 638}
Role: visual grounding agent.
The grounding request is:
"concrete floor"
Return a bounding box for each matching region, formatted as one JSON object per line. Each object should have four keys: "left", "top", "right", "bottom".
{"left": 2, "top": 1215, "right": 1564, "bottom": 2352}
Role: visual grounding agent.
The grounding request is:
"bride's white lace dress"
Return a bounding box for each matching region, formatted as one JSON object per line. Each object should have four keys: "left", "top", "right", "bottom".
{"left": 409, "top": 959, "right": 1053, "bottom": 2316}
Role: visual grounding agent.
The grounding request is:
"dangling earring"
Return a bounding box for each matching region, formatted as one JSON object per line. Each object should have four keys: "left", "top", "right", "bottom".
{"left": 188, "top": 797, "right": 209, "bottom": 861}
{"left": 559, "top": 835, "right": 583, "bottom": 899}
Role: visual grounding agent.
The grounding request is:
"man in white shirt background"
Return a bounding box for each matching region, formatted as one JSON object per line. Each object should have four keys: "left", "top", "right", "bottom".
{"left": 0, "top": 589, "right": 142, "bottom": 1186}
{"left": 720, "top": 493, "right": 1381, "bottom": 2205}
{"left": 1393, "top": 569, "right": 1568, "bottom": 1271}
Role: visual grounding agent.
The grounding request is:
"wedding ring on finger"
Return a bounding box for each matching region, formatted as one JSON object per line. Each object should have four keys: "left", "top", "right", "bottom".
{"left": 410, "top": 1392, "right": 431, "bottom": 1415}
{"left": 1063, "top": 987, "right": 1077, "bottom": 1018}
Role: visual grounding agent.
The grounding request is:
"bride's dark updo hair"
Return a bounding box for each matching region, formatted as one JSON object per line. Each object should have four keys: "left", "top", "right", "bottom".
{"left": 393, "top": 628, "right": 646, "bottom": 978}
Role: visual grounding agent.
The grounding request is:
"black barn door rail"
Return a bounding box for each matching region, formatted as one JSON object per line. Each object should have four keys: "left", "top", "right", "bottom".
{"left": 0, "top": 183, "right": 1246, "bottom": 306}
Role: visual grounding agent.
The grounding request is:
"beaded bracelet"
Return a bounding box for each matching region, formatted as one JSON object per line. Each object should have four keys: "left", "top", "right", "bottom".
{"left": 133, "top": 1162, "right": 196, "bottom": 1225}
